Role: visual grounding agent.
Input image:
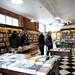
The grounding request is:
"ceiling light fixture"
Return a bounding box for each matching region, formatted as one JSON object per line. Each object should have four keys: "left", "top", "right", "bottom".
{"left": 11, "top": 0, "right": 23, "bottom": 5}
{"left": 30, "top": 19, "right": 35, "bottom": 22}
{"left": 55, "top": 17, "right": 61, "bottom": 20}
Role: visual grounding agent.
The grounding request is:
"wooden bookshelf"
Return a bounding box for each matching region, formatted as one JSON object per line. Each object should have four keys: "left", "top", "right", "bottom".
{"left": 28, "top": 30, "right": 39, "bottom": 45}
{"left": 0, "top": 24, "right": 22, "bottom": 54}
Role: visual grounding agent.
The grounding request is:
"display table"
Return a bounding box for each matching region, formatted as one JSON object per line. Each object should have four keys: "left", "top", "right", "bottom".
{"left": 50, "top": 48, "right": 70, "bottom": 56}
{"left": 22, "top": 45, "right": 38, "bottom": 51}
{"left": 0, "top": 53, "right": 60, "bottom": 75}
{"left": 17, "top": 44, "right": 38, "bottom": 54}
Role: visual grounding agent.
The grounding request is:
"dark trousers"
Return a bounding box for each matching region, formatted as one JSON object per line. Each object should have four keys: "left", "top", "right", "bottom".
{"left": 46, "top": 46, "right": 52, "bottom": 56}
{"left": 39, "top": 45, "right": 44, "bottom": 55}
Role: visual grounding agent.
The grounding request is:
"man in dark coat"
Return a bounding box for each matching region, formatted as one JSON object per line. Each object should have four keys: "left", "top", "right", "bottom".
{"left": 39, "top": 32, "right": 45, "bottom": 55}
{"left": 9, "top": 31, "right": 20, "bottom": 51}
{"left": 45, "top": 31, "right": 53, "bottom": 56}
{"left": 19, "top": 31, "right": 25, "bottom": 46}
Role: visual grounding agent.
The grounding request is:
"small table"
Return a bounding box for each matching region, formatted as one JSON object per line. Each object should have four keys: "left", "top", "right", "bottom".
{"left": 50, "top": 49, "right": 70, "bottom": 56}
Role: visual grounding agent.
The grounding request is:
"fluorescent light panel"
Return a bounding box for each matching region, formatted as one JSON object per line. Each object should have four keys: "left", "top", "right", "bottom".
{"left": 11, "top": 0, "right": 23, "bottom": 5}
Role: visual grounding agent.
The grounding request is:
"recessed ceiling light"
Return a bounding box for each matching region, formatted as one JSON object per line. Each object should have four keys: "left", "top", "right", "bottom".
{"left": 30, "top": 19, "right": 35, "bottom": 22}
{"left": 55, "top": 17, "right": 61, "bottom": 20}
{"left": 11, "top": 0, "right": 23, "bottom": 5}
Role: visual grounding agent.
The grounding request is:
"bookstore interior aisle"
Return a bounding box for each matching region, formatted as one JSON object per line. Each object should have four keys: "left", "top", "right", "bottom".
{"left": 1, "top": 0, "right": 75, "bottom": 75}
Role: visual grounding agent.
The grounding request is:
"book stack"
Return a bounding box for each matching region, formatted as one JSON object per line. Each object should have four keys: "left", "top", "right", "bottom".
{"left": 0, "top": 53, "right": 60, "bottom": 75}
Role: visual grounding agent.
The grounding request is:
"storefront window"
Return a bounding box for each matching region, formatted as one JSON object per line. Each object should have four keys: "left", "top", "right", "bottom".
{"left": 6, "top": 16, "right": 13, "bottom": 25}
{"left": 39, "top": 23, "right": 45, "bottom": 33}
{"left": 0, "top": 14, "right": 5, "bottom": 24}
{"left": 13, "top": 18, "right": 19, "bottom": 26}
{"left": 0, "top": 14, "right": 19, "bottom": 26}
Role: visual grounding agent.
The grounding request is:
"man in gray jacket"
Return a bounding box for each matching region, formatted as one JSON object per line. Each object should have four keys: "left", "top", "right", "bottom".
{"left": 45, "top": 31, "right": 53, "bottom": 56}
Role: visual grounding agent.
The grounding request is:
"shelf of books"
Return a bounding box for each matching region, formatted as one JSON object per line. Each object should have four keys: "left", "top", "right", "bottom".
{"left": 0, "top": 24, "right": 22, "bottom": 54}
{"left": 24, "top": 30, "right": 39, "bottom": 55}
{"left": 0, "top": 24, "right": 39, "bottom": 54}
{"left": 28, "top": 30, "right": 39, "bottom": 45}
{"left": 51, "top": 32, "right": 61, "bottom": 45}
{"left": 61, "top": 30, "right": 75, "bottom": 40}
{"left": 61, "top": 29, "right": 75, "bottom": 48}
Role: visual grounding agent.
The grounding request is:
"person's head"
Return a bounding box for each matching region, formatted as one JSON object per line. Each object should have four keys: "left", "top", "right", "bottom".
{"left": 13, "top": 31, "right": 17, "bottom": 35}
{"left": 20, "top": 31, "right": 24, "bottom": 36}
{"left": 11, "top": 31, "right": 17, "bottom": 38}
{"left": 47, "top": 31, "right": 51, "bottom": 36}
{"left": 8, "top": 30, "right": 11, "bottom": 33}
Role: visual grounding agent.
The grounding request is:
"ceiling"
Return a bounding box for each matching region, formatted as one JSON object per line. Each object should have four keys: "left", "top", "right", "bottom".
{"left": 39, "top": 0, "right": 75, "bottom": 22}
{"left": 0, "top": 0, "right": 55, "bottom": 25}
{"left": 55, "top": 0, "right": 75, "bottom": 21}
{"left": 0, "top": 0, "right": 75, "bottom": 31}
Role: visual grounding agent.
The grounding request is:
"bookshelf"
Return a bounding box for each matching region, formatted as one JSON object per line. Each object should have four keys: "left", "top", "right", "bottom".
{"left": 23, "top": 30, "right": 39, "bottom": 55}
{"left": 28, "top": 30, "right": 39, "bottom": 45}
{"left": 0, "top": 24, "right": 22, "bottom": 54}
{"left": 52, "top": 32, "right": 61, "bottom": 41}
{"left": 60, "top": 29, "right": 75, "bottom": 48}
{"left": 0, "top": 24, "right": 39, "bottom": 54}
{"left": 61, "top": 30, "right": 75, "bottom": 40}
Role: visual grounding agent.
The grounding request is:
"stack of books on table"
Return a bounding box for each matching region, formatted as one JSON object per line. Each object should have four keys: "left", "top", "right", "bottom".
{"left": 0, "top": 53, "right": 60, "bottom": 75}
